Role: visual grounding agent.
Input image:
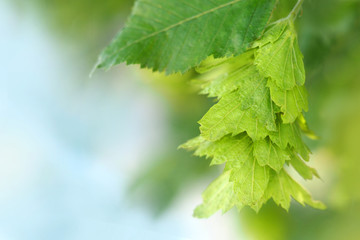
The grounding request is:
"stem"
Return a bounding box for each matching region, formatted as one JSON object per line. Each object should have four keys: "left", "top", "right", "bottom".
{"left": 288, "top": 0, "right": 304, "bottom": 21}
{"left": 268, "top": 0, "right": 304, "bottom": 27}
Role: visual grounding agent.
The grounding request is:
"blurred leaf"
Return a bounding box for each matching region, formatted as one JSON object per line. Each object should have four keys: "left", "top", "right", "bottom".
{"left": 180, "top": 134, "right": 252, "bottom": 167}
{"left": 264, "top": 170, "right": 326, "bottom": 210}
{"left": 194, "top": 170, "right": 236, "bottom": 218}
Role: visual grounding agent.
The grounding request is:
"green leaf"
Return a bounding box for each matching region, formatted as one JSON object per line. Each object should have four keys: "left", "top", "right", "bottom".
{"left": 194, "top": 170, "right": 236, "bottom": 218}
{"left": 178, "top": 16, "right": 322, "bottom": 217}
{"left": 267, "top": 78, "right": 308, "bottom": 124}
{"left": 253, "top": 137, "right": 291, "bottom": 172}
{"left": 199, "top": 90, "right": 268, "bottom": 141}
{"left": 252, "top": 20, "right": 288, "bottom": 47}
{"left": 290, "top": 152, "right": 320, "bottom": 180}
{"left": 199, "top": 81, "right": 276, "bottom": 141}
{"left": 269, "top": 122, "right": 310, "bottom": 161}
{"left": 195, "top": 50, "right": 255, "bottom": 75}
{"left": 199, "top": 61, "right": 256, "bottom": 98}
{"left": 96, "top": 0, "right": 276, "bottom": 74}
{"left": 254, "top": 20, "right": 305, "bottom": 90}
{"left": 178, "top": 135, "right": 207, "bottom": 152}
{"left": 180, "top": 134, "right": 253, "bottom": 166}
{"left": 231, "top": 158, "right": 270, "bottom": 209}
{"left": 264, "top": 170, "right": 325, "bottom": 211}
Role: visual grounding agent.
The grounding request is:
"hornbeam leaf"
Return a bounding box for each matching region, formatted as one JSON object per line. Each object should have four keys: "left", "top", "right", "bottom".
{"left": 253, "top": 137, "right": 291, "bottom": 172}
{"left": 96, "top": 0, "right": 276, "bottom": 74}
{"left": 264, "top": 170, "right": 325, "bottom": 211}
{"left": 267, "top": 78, "right": 308, "bottom": 124}
{"left": 254, "top": 20, "right": 305, "bottom": 90}
{"left": 178, "top": 135, "right": 212, "bottom": 158}
{"left": 180, "top": 134, "right": 253, "bottom": 166}
{"left": 199, "top": 61, "right": 256, "bottom": 98}
{"left": 290, "top": 152, "right": 320, "bottom": 180}
{"left": 269, "top": 122, "right": 311, "bottom": 161}
{"left": 194, "top": 170, "right": 236, "bottom": 218}
{"left": 199, "top": 82, "right": 276, "bottom": 141}
{"left": 179, "top": 18, "right": 322, "bottom": 216}
{"left": 199, "top": 91, "right": 268, "bottom": 141}
{"left": 231, "top": 158, "right": 269, "bottom": 209}
{"left": 194, "top": 50, "right": 255, "bottom": 98}
{"left": 252, "top": 20, "right": 288, "bottom": 47}
{"left": 95, "top": 0, "right": 323, "bottom": 217}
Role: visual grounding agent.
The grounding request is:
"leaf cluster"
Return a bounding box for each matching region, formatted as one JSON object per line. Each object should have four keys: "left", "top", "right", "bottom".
{"left": 181, "top": 19, "right": 325, "bottom": 218}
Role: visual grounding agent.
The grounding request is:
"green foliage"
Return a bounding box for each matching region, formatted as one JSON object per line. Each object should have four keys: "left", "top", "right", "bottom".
{"left": 98, "top": 0, "right": 326, "bottom": 218}
{"left": 16, "top": 0, "right": 360, "bottom": 237}
{"left": 182, "top": 18, "right": 325, "bottom": 217}
{"left": 254, "top": 21, "right": 305, "bottom": 89}
{"left": 193, "top": 170, "right": 236, "bottom": 218}
{"left": 267, "top": 79, "right": 308, "bottom": 124}
{"left": 95, "top": 0, "right": 276, "bottom": 73}
{"left": 253, "top": 138, "right": 290, "bottom": 172}
{"left": 263, "top": 170, "right": 324, "bottom": 210}
{"left": 240, "top": 2, "right": 360, "bottom": 238}
{"left": 198, "top": 86, "right": 275, "bottom": 141}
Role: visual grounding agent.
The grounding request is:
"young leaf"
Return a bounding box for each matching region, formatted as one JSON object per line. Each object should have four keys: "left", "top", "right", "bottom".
{"left": 193, "top": 170, "right": 236, "bottom": 218}
{"left": 231, "top": 158, "right": 270, "bottom": 209}
{"left": 254, "top": 20, "right": 306, "bottom": 90}
{"left": 264, "top": 170, "right": 325, "bottom": 210}
{"left": 183, "top": 17, "right": 324, "bottom": 216}
{"left": 290, "top": 152, "right": 320, "bottom": 180}
{"left": 95, "top": 0, "right": 325, "bottom": 218}
{"left": 267, "top": 78, "right": 308, "bottom": 123}
{"left": 253, "top": 138, "right": 291, "bottom": 172}
{"left": 269, "top": 122, "right": 311, "bottom": 161}
{"left": 200, "top": 62, "right": 256, "bottom": 98}
{"left": 180, "top": 134, "right": 253, "bottom": 166}
{"left": 252, "top": 21, "right": 288, "bottom": 47}
{"left": 199, "top": 89, "right": 274, "bottom": 141}
{"left": 96, "top": 0, "right": 276, "bottom": 74}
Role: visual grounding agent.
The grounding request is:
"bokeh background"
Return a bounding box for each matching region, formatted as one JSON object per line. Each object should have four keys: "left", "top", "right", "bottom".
{"left": 1, "top": 0, "right": 359, "bottom": 239}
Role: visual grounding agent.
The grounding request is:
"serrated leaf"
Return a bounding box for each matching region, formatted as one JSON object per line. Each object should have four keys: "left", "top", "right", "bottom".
{"left": 181, "top": 18, "right": 322, "bottom": 216}
{"left": 199, "top": 91, "right": 268, "bottom": 141}
{"left": 96, "top": 0, "right": 276, "bottom": 74}
{"left": 269, "top": 122, "right": 310, "bottom": 161}
{"left": 231, "top": 157, "right": 270, "bottom": 209}
{"left": 193, "top": 170, "right": 236, "bottom": 218}
{"left": 180, "top": 134, "right": 253, "bottom": 166}
{"left": 253, "top": 137, "right": 291, "bottom": 172}
{"left": 178, "top": 135, "right": 208, "bottom": 154}
{"left": 199, "top": 81, "right": 276, "bottom": 141}
{"left": 290, "top": 152, "right": 320, "bottom": 180}
{"left": 254, "top": 20, "right": 305, "bottom": 90}
{"left": 264, "top": 170, "right": 325, "bottom": 210}
{"left": 267, "top": 78, "right": 308, "bottom": 123}
{"left": 200, "top": 61, "right": 255, "bottom": 98}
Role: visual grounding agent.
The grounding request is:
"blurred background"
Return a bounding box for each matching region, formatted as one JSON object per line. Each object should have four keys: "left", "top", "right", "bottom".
{"left": 0, "top": 0, "right": 359, "bottom": 239}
